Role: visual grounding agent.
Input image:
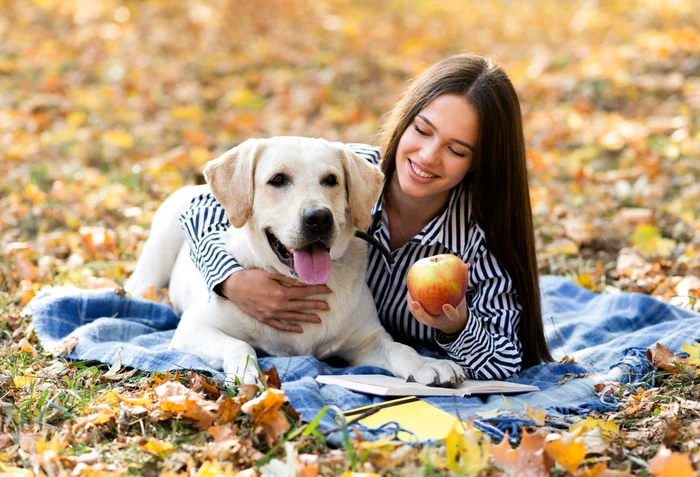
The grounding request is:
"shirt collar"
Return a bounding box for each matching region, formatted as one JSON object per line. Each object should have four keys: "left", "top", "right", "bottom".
{"left": 369, "top": 181, "right": 470, "bottom": 256}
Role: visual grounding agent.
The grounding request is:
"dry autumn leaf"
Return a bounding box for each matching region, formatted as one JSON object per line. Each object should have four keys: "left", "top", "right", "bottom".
{"left": 491, "top": 430, "right": 551, "bottom": 477}
{"left": 445, "top": 422, "right": 491, "bottom": 475}
{"left": 544, "top": 428, "right": 586, "bottom": 474}
{"left": 648, "top": 446, "right": 696, "bottom": 477}
{"left": 241, "top": 388, "right": 291, "bottom": 447}
{"left": 646, "top": 343, "right": 684, "bottom": 374}
{"left": 525, "top": 405, "right": 547, "bottom": 426}
{"left": 681, "top": 342, "right": 700, "bottom": 367}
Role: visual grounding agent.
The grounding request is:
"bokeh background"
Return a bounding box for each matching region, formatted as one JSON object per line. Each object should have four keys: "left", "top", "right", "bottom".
{"left": 1, "top": 0, "right": 699, "bottom": 303}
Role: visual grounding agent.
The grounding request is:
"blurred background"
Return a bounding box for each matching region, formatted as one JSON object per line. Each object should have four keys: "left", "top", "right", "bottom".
{"left": 1, "top": 0, "right": 698, "bottom": 304}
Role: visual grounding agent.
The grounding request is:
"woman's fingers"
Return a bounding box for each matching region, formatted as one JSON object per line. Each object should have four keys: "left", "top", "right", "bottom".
{"left": 284, "top": 284, "right": 333, "bottom": 299}
{"left": 286, "top": 300, "right": 329, "bottom": 312}
{"left": 267, "top": 319, "right": 304, "bottom": 333}
{"left": 275, "top": 312, "right": 322, "bottom": 323}
{"left": 441, "top": 304, "right": 460, "bottom": 321}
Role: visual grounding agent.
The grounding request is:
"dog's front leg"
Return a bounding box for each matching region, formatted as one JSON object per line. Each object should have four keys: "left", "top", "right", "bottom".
{"left": 170, "top": 307, "right": 260, "bottom": 384}
{"left": 345, "top": 331, "right": 465, "bottom": 387}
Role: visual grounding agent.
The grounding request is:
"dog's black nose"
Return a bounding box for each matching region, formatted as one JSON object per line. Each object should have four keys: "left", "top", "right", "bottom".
{"left": 302, "top": 207, "right": 333, "bottom": 235}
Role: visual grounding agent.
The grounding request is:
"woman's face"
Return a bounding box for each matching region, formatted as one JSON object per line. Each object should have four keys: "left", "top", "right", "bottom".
{"left": 394, "top": 93, "right": 478, "bottom": 201}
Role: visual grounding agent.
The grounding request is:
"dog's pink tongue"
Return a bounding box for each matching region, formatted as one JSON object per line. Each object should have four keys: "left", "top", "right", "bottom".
{"left": 293, "top": 243, "right": 331, "bottom": 284}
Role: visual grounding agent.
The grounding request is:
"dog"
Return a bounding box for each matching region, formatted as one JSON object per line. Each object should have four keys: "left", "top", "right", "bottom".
{"left": 126, "top": 137, "right": 466, "bottom": 386}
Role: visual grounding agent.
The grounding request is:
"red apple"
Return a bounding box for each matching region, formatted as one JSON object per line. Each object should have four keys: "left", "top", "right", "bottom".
{"left": 406, "top": 254, "right": 469, "bottom": 316}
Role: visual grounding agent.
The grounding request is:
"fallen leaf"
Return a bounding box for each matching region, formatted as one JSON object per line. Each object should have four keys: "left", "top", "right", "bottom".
{"left": 525, "top": 405, "right": 546, "bottom": 426}
{"left": 52, "top": 335, "right": 78, "bottom": 355}
{"left": 648, "top": 446, "right": 696, "bottom": 477}
{"left": 241, "top": 388, "right": 291, "bottom": 447}
{"left": 570, "top": 417, "right": 619, "bottom": 439}
{"left": 544, "top": 428, "right": 586, "bottom": 474}
{"left": 681, "top": 342, "right": 700, "bottom": 367}
{"left": 445, "top": 422, "right": 491, "bottom": 475}
{"left": 142, "top": 438, "right": 174, "bottom": 457}
{"left": 492, "top": 430, "right": 551, "bottom": 477}
{"left": 646, "top": 343, "right": 682, "bottom": 373}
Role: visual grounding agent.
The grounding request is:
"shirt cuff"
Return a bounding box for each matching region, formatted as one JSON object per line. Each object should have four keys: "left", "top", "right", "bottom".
{"left": 211, "top": 264, "right": 245, "bottom": 299}
{"left": 434, "top": 308, "right": 492, "bottom": 360}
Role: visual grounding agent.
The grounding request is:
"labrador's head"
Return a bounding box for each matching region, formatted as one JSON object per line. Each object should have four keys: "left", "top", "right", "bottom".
{"left": 204, "top": 137, "right": 384, "bottom": 284}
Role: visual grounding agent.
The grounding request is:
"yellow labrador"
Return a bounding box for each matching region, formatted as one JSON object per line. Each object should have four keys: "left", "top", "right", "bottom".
{"left": 126, "top": 137, "right": 465, "bottom": 385}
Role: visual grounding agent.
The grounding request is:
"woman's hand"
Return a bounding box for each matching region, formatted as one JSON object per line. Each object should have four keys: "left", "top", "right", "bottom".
{"left": 218, "top": 269, "right": 332, "bottom": 333}
{"left": 407, "top": 292, "right": 469, "bottom": 337}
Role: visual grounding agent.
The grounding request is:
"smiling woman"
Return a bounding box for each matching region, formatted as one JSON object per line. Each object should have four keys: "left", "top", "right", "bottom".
{"left": 179, "top": 54, "right": 553, "bottom": 380}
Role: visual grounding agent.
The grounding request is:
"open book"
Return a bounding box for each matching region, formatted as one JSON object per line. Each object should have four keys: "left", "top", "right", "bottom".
{"left": 316, "top": 374, "right": 539, "bottom": 397}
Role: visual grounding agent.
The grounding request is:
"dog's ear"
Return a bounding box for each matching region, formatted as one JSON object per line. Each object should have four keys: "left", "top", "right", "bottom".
{"left": 339, "top": 146, "right": 385, "bottom": 231}
{"left": 203, "top": 138, "right": 264, "bottom": 228}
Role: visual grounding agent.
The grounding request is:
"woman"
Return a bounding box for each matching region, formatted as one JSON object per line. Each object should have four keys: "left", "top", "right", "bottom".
{"left": 179, "top": 54, "right": 553, "bottom": 380}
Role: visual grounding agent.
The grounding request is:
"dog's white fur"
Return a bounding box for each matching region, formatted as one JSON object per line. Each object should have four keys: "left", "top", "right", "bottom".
{"left": 126, "top": 137, "right": 465, "bottom": 385}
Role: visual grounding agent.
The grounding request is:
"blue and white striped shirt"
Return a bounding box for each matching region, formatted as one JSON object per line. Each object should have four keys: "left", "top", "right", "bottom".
{"left": 180, "top": 144, "right": 522, "bottom": 380}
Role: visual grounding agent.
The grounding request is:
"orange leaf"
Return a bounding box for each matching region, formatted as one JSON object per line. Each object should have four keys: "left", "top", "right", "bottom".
{"left": 217, "top": 397, "right": 242, "bottom": 424}
{"left": 576, "top": 462, "right": 607, "bottom": 477}
{"left": 544, "top": 429, "right": 586, "bottom": 474}
{"left": 208, "top": 424, "right": 238, "bottom": 443}
{"left": 241, "top": 389, "right": 291, "bottom": 447}
{"left": 649, "top": 446, "right": 696, "bottom": 477}
{"left": 492, "top": 430, "right": 551, "bottom": 477}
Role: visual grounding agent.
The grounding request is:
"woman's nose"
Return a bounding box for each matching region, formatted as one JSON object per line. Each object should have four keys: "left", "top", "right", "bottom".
{"left": 419, "top": 140, "right": 441, "bottom": 165}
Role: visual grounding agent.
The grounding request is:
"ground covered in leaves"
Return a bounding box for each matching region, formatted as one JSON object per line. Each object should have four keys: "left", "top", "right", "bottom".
{"left": 1, "top": 0, "right": 699, "bottom": 475}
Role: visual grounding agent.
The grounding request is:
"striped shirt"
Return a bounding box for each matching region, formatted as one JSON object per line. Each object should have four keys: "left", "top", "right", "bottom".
{"left": 180, "top": 143, "right": 522, "bottom": 380}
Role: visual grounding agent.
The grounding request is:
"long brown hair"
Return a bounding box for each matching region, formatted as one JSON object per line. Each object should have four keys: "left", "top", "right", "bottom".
{"left": 379, "top": 54, "right": 552, "bottom": 368}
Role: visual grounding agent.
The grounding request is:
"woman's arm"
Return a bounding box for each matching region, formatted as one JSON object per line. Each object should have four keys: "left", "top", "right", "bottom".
{"left": 179, "top": 192, "right": 244, "bottom": 296}
{"left": 433, "top": 232, "right": 523, "bottom": 381}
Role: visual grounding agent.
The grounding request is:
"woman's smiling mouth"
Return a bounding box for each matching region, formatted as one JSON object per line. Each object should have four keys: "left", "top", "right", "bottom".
{"left": 408, "top": 159, "right": 439, "bottom": 180}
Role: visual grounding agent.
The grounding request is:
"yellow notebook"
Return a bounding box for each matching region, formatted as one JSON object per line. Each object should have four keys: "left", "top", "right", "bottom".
{"left": 342, "top": 396, "right": 462, "bottom": 441}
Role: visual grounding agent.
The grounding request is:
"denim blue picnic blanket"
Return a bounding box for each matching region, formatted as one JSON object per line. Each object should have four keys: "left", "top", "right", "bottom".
{"left": 26, "top": 276, "right": 700, "bottom": 445}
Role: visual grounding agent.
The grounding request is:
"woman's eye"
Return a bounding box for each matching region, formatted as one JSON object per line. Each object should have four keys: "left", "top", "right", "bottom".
{"left": 449, "top": 148, "right": 466, "bottom": 158}
{"left": 323, "top": 174, "right": 338, "bottom": 186}
{"left": 414, "top": 125, "right": 429, "bottom": 136}
{"left": 268, "top": 174, "right": 288, "bottom": 186}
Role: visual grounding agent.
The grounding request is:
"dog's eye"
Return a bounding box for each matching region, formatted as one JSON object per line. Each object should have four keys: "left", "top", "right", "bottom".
{"left": 322, "top": 174, "right": 338, "bottom": 187}
{"left": 268, "top": 174, "right": 289, "bottom": 187}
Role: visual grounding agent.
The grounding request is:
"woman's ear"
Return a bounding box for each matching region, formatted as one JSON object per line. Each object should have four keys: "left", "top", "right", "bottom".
{"left": 339, "top": 145, "right": 385, "bottom": 231}
{"left": 203, "top": 138, "right": 265, "bottom": 228}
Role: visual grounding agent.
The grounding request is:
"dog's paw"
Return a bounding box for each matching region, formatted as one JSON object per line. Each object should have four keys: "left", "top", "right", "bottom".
{"left": 408, "top": 358, "right": 466, "bottom": 387}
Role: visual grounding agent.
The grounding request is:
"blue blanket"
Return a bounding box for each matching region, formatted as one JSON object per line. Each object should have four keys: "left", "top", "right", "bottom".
{"left": 26, "top": 276, "right": 700, "bottom": 445}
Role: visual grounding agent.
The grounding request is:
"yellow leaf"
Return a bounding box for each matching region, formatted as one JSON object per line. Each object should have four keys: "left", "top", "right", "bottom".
{"left": 196, "top": 460, "right": 239, "bottom": 477}
{"left": 80, "top": 404, "right": 117, "bottom": 425}
{"left": 570, "top": 416, "right": 619, "bottom": 439}
{"left": 649, "top": 446, "right": 696, "bottom": 477}
{"left": 190, "top": 147, "right": 211, "bottom": 166}
{"left": 142, "top": 438, "right": 174, "bottom": 456}
{"left": 445, "top": 422, "right": 490, "bottom": 474}
{"left": 102, "top": 130, "right": 134, "bottom": 149}
{"left": 0, "top": 464, "right": 34, "bottom": 476}
{"left": 598, "top": 419, "right": 620, "bottom": 436}
{"left": 170, "top": 106, "right": 203, "bottom": 121}
{"left": 23, "top": 183, "right": 46, "bottom": 205}
{"left": 13, "top": 375, "right": 37, "bottom": 388}
{"left": 525, "top": 405, "right": 546, "bottom": 426}
{"left": 66, "top": 111, "right": 87, "bottom": 127}
{"left": 544, "top": 429, "right": 586, "bottom": 474}
{"left": 633, "top": 224, "right": 676, "bottom": 257}
{"left": 575, "top": 273, "right": 594, "bottom": 290}
{"left": 681, "top": 342, "right": 700, "bottom": 367}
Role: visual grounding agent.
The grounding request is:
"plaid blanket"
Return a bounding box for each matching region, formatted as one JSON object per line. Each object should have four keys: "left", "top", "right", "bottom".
{"left": 26, "top": 276, "right": 700, "bottom": 445}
